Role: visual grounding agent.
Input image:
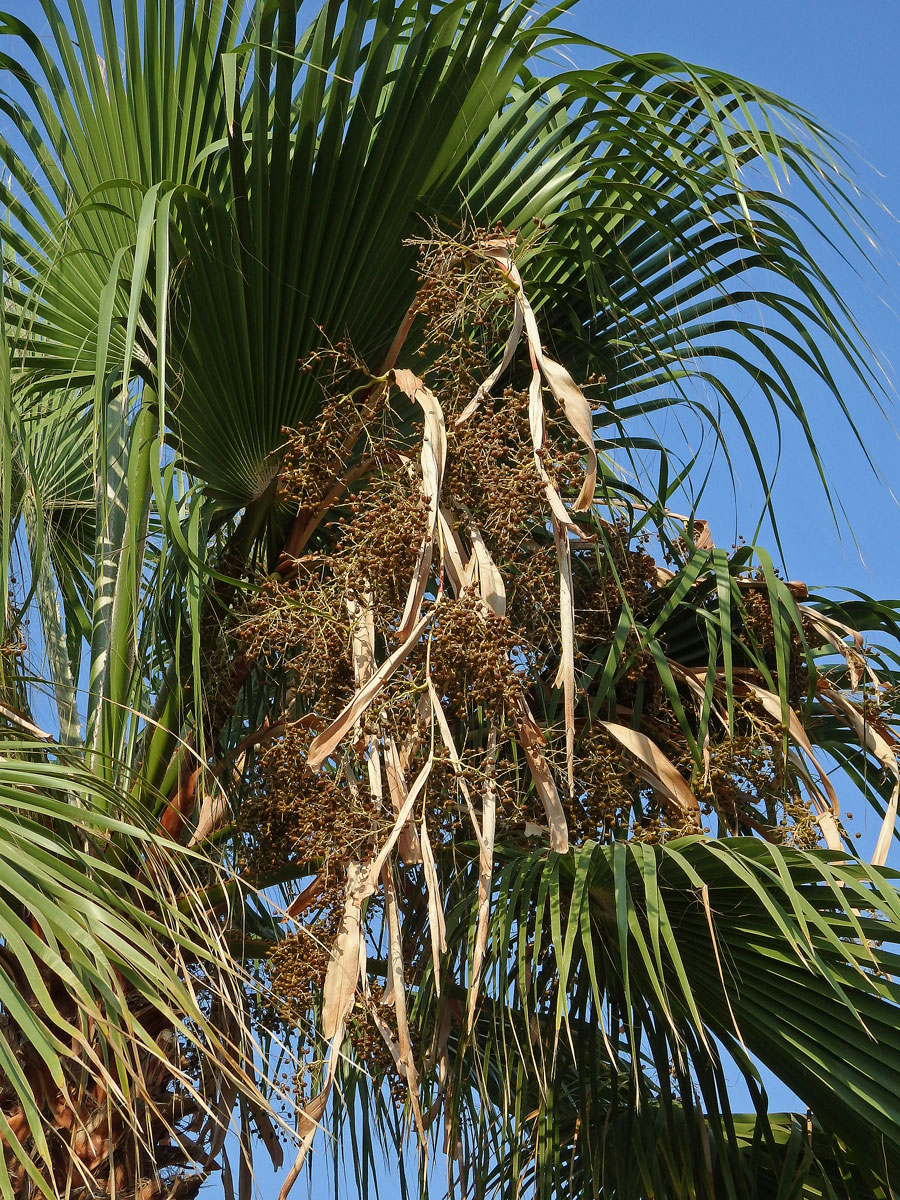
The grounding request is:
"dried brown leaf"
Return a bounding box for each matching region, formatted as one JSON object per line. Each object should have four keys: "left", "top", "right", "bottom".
{"left": 741, "top": 683, "right": 841, "bottom": 850}
{"left": 385, "top": 736, "right": 423, "bottom": 865}
{"left": 602, "top": 721, "right": 701, "bottom": 823}
{"left": 516, "top": 701, "right": 568, "bottom": 852}
{"left": 420, "top": 817, "right": 447, "bottom": 993}
{"left": 307, "top": 610, "right": 433, "bottom": 771}
{"left": 283, "top": 872, "right": 326, "bottom": 921}
{"left": 552, "top": 517, "right": 576, "bottom": 796}
{"left": 382, "top": 865, "right": 426, "bottom": 1142}
{"left": 454, "top": 299, "right": 524, "bottom": 426}
{"left": 321, "top": 862, "right": 367, "bottom": 1042}
{"left": 468, "top": 726, "right": 498, "bottom": 1034}
{"left": 819, "top": 686, "right": 899, "bottom": 865}
{"left": 468, "top": 520, "right": 506, "bottom": 616}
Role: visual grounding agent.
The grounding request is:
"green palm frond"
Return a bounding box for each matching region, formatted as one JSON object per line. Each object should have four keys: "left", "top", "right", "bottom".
{"left": 0, "top": 735, "right": 275, "bottom": 1199}
{"left": 420, "top": 837, "right": 900, "bottom": 1199}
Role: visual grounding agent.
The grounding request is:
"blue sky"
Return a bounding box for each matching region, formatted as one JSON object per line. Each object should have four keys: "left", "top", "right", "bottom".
{"left": 580, "top": 0, "right": 900, "bottom": 601}
{"left": 6, "top": 0, "right": 900, "bottom": 1194}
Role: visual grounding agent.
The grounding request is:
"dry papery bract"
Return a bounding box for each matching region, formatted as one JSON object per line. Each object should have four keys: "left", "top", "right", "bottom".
{"left": 227, "top": 226, "right": 872, "bottom": 1166}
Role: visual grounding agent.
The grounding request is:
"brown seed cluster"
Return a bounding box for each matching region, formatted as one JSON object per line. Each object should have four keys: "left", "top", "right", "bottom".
{"left": 430, "top": 592, "right": 529, "bottom": 717}
{"left": 240, "top": 726, "right": 391, "bottom": 878}
{"left": 230, "top": 569, "right": 353, "bottom": 706}
{"left": 575, "top": 523, "right": 659, "bottom": 643}
{"left": 408, "top": 223, "right": 517, "bottom": 408}
{"left": 225, "top": 226, "right": 856, "bottom": 1110}
{"left": 336, "top": 466, "right": 429, "bottom": 620}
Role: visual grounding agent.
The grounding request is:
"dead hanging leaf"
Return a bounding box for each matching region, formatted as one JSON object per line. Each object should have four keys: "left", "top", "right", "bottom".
{"left": 420, "top": 816, "right": 447, "bottom": 993}
{"left": 482, "top": 250, "right": 597, "bottom": 511}
{"left": 665, "top": 660, "right": 729, "bottom": 732}
{"left": 743, "top": 682, "right": 840, "bottom": 816}
{"left": 516, "top": 700, "right": 568, "bottom": 852}
{"left": 422, "top": 1005, "right": 452, "bottom": 1132}
{"left": 347, "top": 592, "right": 385, "bottom": 809}
{"left": 688, "top": 519, "right": 713, "bottom": 550}
{"left": 307, "top": 609, "right": 433, "bottom": 771}
{"left": 527, "top": 364, "right": 586, "bottom": 535}
{"left": 393, "top": 378, "right": 447, "bottom": 640}
{"left": 602, "top": 722, "right": 701, "bottom": 824}
{"left": 385, "top": 736, "right": 423, "bottom": 865}
{"left": 246, "top": 1100, "right": 284, "bottom": 1173}
{"left": 801, "top": 606, "right": 873, "bottom": 691}
{"left": 281, "top": 862, "right": 370, "bottom": 1195}
{"left": 188, "top": 785, "right": 231, "bottom": 848}
{"left": 819, "top": 686, "right": 899, "bottom": 865}
{"left": 552, "top": 517, "right": 576, "bottom": 797}
{"left": 437, "top": 506, "right": 472, "bottom": 596}
{"left": 283, "top": 872, "right": 326, "bottom": 921}
{"left": 517, "top": 298, "right": 596, "bottom": 510}
{"left": 348, "top": 593, "right": 376, "bottom": 687}
{"left": 468, "top": 520, "right": 506, "bottom": 616}
{"left": 363, "top": 753, "right": 434, "bottom": 897}
{"left": 390, "top": 370, "right": 446, "bottom": 528}
{"left": 397, "top": 536, "right": 434, "bottom": 643}
{"left": 381, "top": 865, "right": 426, "bottom": 1143}
{"left": 321, "top": 862, "right": 367, "bottom": 1042}
{"left": 785, "top": 752, "right": 843, "bottom": 853}
{"left": 535, "top": 354, "right": 598, "bottom": 512}
{"left": 428, "top": 680, "right": 484, "bottom": 846}
{"left": 279, "top": 1063, "right": 332, "bottom": 1199}
{"left": 468, "top": 726, "right": 499, "bottom": 1034}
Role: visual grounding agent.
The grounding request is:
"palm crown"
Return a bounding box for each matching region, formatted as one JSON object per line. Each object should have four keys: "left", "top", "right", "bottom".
{"left": 1, "top": 3, "right": 900, "bottom": 1199}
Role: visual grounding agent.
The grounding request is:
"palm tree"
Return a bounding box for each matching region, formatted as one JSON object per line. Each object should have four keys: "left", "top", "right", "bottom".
{"left": 1, "top": 1, "right": 900, "bottom": 1197}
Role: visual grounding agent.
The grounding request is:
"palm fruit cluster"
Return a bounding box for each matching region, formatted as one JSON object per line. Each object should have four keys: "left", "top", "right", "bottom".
{"left": 226, "top": 225, "right": 854, "bottom": 1117}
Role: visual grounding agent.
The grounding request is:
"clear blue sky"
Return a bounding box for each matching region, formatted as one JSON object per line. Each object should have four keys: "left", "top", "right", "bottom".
{"left": 575, "top": 0, "right": 900, "bottom": 602}
{"left": 7, "top": 0, "right": 900, "bottom": 1195}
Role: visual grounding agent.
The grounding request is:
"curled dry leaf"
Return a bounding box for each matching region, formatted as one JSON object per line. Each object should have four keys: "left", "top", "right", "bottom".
{"left": 381, "top": 865, "right": 426, "bottom": 1142}
{"left": 307, "top": 610, "right": 433, "bottom": 770}
{"left": 801, "top": 605, "right": 873, "bottom": 691}
{"left": 553, "top": 517, "right": 576, "bottom": 797}
{"left": 320, "top": 861, "right": 368, "bottom": 1042}
{"left": 282, "top": 861, "right": 370, "bottom": 1193}
{"left": 468, "top": 520, "right": 506, "bottom": 617}
{"left": 819, "top": 685, "right": 899, "bottom": 865}
{"left": 391, "top": 374, "right": 447, "bottom": 640}
{"left": 397, "top": 537, "right": 434, "bottom": 641}
{"left": 428, "top": 680, "right": 481, "bottom": 840}
{"left": 743, "top": 682, "right": 842, "bottom": 844}
{"left": 363, "top": 753, "right": 434, "bottom": 897}
{"left": 688, "top": 519, "right": 713, "bottom": 550}
{"left": 468, "top": 726, "right": 498, "bottom": 1034}
{"left": 437, "top": 506, "right": 472, "bottom": 596}
{"left": 454, "top": 292, "right": 524, "bottom": 425}
{"left": 385, "top": 736, "right": 423, "bottom": 865}
{"left": 602, "top": 721, "right": 701, "bottom": 824}
{"left": 481, "top": 248, "right": 597, "bottom": 510}
{"left": 527, "top": 365, "right": 580, "bottom": 533}
{"left": 188, "top": 785, "right": 231, "bottom": 848}
{"left": 347, "top": 592, "right": 385, "bottom": 814}
{"left": 283, "top": 872, "right": 326, "bottom": 921}
{"left": 420, "top": 816, "right": 446, "bottom": 992}
{"left": 516, "top": 700, "right": 568, "bottom": 853}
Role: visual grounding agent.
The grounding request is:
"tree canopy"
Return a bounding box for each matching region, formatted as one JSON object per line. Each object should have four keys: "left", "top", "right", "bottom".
{"left": 0, "top": 2, "right": 899, "bottom": 1199}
